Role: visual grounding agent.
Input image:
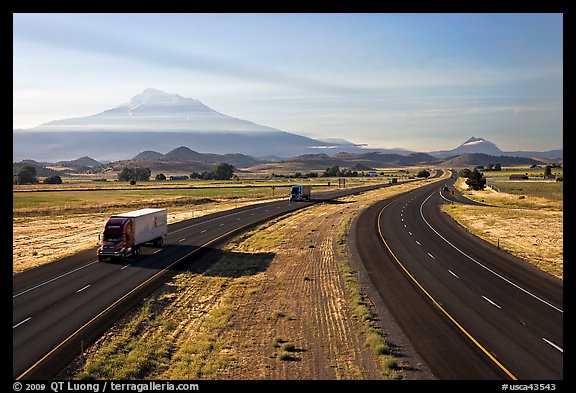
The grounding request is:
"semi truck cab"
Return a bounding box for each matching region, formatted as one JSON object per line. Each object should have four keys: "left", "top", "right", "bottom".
{"left": 98, "top": 217, "right": 136, "bottom": 260}
{"left": 289, "top": 185, "right": 311, "bottom": 202}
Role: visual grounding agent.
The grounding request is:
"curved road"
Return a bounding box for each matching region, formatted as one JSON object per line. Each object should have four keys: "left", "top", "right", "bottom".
{"left": 13, "top": 181, "right": 412, "bottom": 380}
{"left": 354, "top": 172, "right": 563, "bottom": 379}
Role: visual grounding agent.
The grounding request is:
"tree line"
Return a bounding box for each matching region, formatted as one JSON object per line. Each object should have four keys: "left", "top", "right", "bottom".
{"left": 14, "top": 163, "right": 237, "bottom": 185}
{"left": 14, "top": 165, "right": 62, "bottom": 185}
{"left": 119, "top": 163, "right": 236, "bottom": 183}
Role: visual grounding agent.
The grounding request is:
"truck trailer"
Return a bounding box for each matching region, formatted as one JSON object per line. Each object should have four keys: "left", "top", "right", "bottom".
{"left": 289, "top": 185, "right": 311, "bottom": 202}
{"left": 97, "top": 208, "right": 167, "bottom": 261}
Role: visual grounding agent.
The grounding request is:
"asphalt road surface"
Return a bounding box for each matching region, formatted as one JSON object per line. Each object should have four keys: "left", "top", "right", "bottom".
{"left": 354, "top": 173, "right": 563, "bottom": 379}
{"left": 13, "top": 181, "right": 412, "bottom": 380}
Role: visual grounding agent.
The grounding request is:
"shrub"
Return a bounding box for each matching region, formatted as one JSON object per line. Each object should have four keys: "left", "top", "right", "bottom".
{"left": 44, "top": 175, "right": 62, "bottom": 184}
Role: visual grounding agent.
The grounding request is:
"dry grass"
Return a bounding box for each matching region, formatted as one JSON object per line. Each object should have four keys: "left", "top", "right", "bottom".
{"left": 443, "top": 178, "right": 563, "bottom": 279}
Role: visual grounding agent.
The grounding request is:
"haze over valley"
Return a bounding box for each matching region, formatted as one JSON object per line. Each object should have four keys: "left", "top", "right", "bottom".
{"left": 13, "top": 89, "right": 562, "bottom": 167}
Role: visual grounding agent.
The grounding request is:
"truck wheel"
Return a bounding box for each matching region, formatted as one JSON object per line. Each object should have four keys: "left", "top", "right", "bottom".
{"left": 133, "top": 246, "right": 140, "bottom": 257}
{"left": 98, "top": 256, "right": 105, "bottom": 262}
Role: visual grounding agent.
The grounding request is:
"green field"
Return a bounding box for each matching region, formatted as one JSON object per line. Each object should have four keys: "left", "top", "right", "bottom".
{"left": 13, "top": 177, "right": 388, "bottom": 212}
{"left": 487, "top": 180, "right": 563, "bottom": 202}
{"left": 12, "top": 186, "right": 291, "bottom": 210}
{"left": 483, "top": 167, "right": 563, "bottom": 179}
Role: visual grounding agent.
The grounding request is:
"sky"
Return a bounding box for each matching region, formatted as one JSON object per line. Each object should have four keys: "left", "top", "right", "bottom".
{"left": 13, "top": 13, "right": 563, "bottom": 152}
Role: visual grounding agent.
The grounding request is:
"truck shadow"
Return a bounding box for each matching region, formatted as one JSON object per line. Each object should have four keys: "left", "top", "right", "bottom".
{"left": 187, "top": 247, "right": 275, "bottom": 278}
{"left": 101, "top": 243, "right": 275, "bottom": 279}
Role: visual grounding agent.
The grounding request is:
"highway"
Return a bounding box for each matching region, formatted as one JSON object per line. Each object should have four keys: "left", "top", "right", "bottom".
{"left": 13, "top": 181, "right": 401, "bottom": 380}
{"left": 354, "top": 173, "right": 563, "bottom": 379}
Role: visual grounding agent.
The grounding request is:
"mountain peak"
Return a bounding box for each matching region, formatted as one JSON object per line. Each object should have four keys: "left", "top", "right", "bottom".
{"left": 453, "top": 136, "right": 502, "bottom": 155}
{"left": 464, "top": 136, "right": 485, "bottom": 144}
{"left": 112, "top": 88, "right": 217, "bottom": 116}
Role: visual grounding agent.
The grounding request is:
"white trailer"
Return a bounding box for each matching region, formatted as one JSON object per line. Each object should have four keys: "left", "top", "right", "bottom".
{"left": 97, "top": 208, "right": 167, "bottom": 260}
{"left": 113, "top": 208, "right": 168, "bottom": 246}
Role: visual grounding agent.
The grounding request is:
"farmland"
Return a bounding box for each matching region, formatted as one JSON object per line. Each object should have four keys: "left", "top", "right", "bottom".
{"left": 444, "top": 174, "right": 563, "bottom": 279}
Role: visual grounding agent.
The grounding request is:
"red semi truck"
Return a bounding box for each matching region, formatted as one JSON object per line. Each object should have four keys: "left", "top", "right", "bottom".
{"left": 97, "top": 208, "right": 167, "bottom": 261}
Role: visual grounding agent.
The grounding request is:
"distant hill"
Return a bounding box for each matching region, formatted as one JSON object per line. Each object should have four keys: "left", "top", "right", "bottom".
{"left": 13, "top": 160, "right": 61, "bottom": 177}
{"left": 56, "top": 156, "right": 102, "bottom": 167}
{"left": 440, "top": 153, "right": 542, "bottom": 167}
{"left": 247, "top": 151, "right": 439, "bottom": 172}
{"left": 132, "top": 150, "right": 164, "bottom": 160}
{"left": 131, "top": 146, "right": 264, "bottom": 169}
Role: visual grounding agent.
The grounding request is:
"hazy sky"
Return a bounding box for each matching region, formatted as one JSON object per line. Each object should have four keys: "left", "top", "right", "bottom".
{"left": 13, "top": 13, "right": 563, "bottom": 152}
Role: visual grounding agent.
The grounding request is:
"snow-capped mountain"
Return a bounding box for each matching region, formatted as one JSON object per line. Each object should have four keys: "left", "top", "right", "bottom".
{"left": 429, "top": 136, "right": 562, "bottom": 161}
{"left": 14, "top": 88, "right": 341, "bottom": 161}
{"left": 450, "top": 136, "right": 504, "bottom": 156}
{"left": 430, "top": 136, "right": 503, "bottom": 157}
{"left": 37, "top": 88, "right": 280, "bottom": 133}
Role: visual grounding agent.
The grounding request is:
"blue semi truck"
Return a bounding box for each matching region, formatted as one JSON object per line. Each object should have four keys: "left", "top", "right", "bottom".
{"left": 289, "top": 185, "right": 312, "bottom": 202}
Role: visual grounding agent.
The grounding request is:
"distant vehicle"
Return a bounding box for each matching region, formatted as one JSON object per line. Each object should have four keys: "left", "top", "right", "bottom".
{"left": 289, "top": 185, "right": 311, "bottom": 202}
{"left": 389, "top": 178, "right": 398, "bottom": 184}
{"left": 97, "top": 208, "right": 167, "bottom": 261}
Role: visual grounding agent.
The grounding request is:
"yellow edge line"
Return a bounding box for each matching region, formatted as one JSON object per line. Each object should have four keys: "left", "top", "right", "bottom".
{"left": 377, "top": 202, "right": 518, "bottom": 380}
{"left": 16, "top": 222, "right": 257, "bottom": 380}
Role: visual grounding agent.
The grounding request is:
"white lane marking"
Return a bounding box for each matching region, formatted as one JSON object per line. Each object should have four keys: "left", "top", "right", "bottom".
{"left": 428, "top": 252, "right": 435, "bottom": 259}
{"left": 482, "top": 295, "right": 502, "bottom": 309}
{"left": 168, "top": 203, "right": 276, "bottom": 235}
{"left": 13, "top": 261, "right": 98, "bottom": 298}
{"left": 404, "top": 224, "right": 407, "bottom": 228}
{"left": 415, "top": 240, "right": 421, "bottom": 246}
{"left": 408, "top": 231, "right": 412, "bottom": 236}
{"left": 13, "top": 317, "right": 32, "bottom": 329}
{"left": 448, "top": 270, "right": 459, "bottom": 279}
{"left": 236, "top": 218, "right": 241, "bottom": 220}
{"left": 121, "top": 264, "right": 131, "bottom": 270}
{"left": 77, "top": 285, "right": 91, "bottom": 293}
{"left": 542, "top": 338, "right": 563, "bottom": 353}
{"left": 439, "top": 189, "right": 452, "bottom": 203}
{"left": 219, "top": 223, "right": 225, "bottom": 227}
{"left": 178, "top": 238, "right": 186, "bottom": 242}
{"left": 420, "top": 193, "right": 563, "bottom": 314}
{"left": 153, "top": 249, "right": 162, "bottom": 254}
{"left": 200, "top": 230, "right": 207, "bottom": 234}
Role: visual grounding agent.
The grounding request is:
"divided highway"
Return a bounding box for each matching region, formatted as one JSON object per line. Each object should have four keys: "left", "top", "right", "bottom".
{"left": 13, "top": 182, "right": 402, "bottom": 380}
{"left": 354, "top": 173, "right": 563, "bottom": 379}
